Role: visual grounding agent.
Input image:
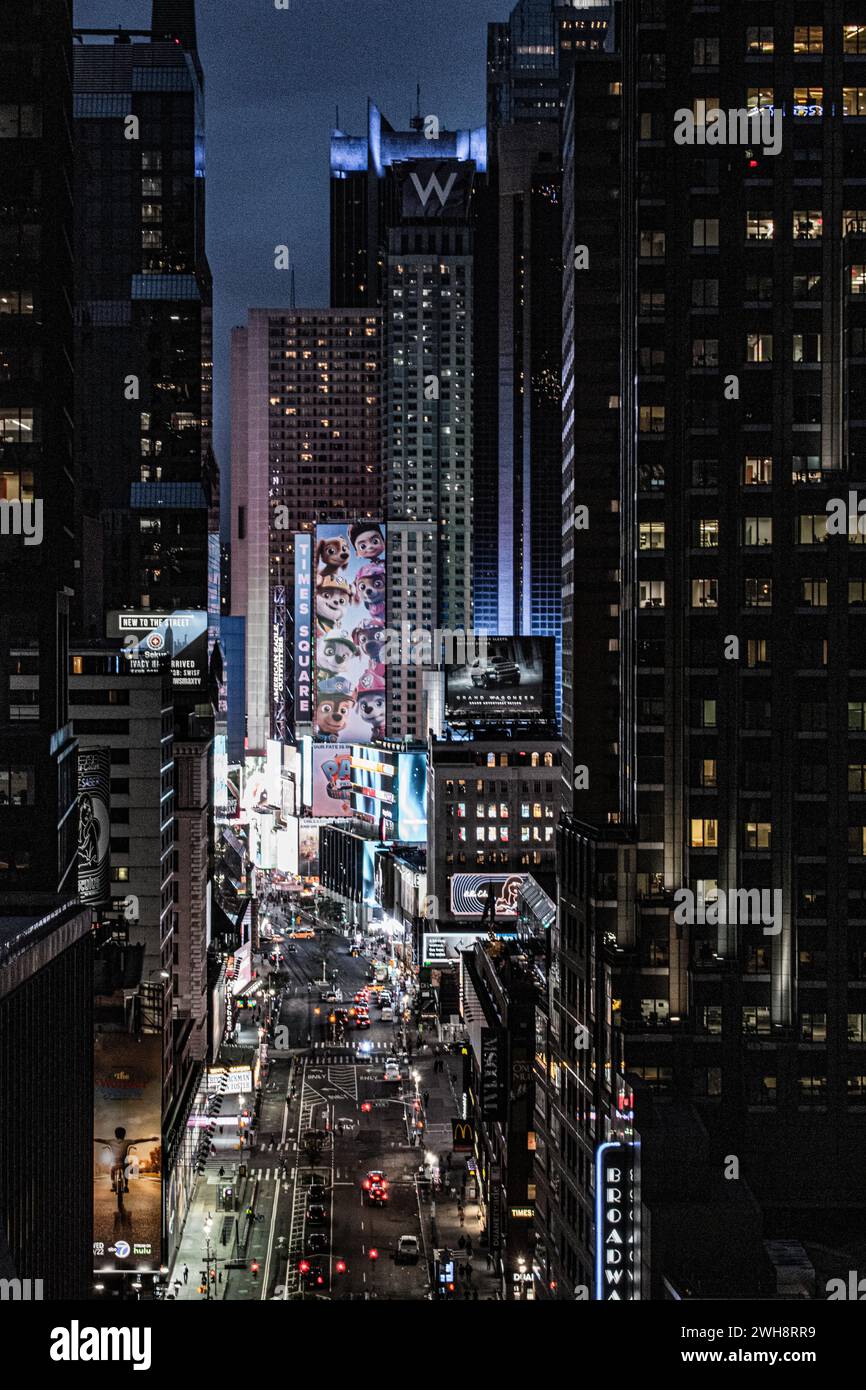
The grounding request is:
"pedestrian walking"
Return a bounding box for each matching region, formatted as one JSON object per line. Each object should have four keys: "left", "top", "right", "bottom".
{"left": 182, "top": 1264, "right": 189, "bottom": 1285}
{"left": 486, "top": 1252, "right": 493, "bottom": 1271}
{"left": 218, "top": 1166, "right": 225, "bottom": 1178}
{"left": 472, "top": 1287, "right": 479, "bottom": 1300}
{"left": 458, "top": 1234, "right": 466, "bottom": 1251}
{"left": 446, "top": 1152, "right": 452, "bottom": 1170}
{"left": 423, "top": 1089, "right": 430, "bottom": 1108}
{"left": 466, "top": 1236, "right": 473, "bottom": 1257}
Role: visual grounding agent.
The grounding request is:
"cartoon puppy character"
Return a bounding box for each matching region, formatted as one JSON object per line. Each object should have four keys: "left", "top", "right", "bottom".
{"left": 354, "top": 562, "right": 385, "bottom": 622}
{"left": 355, "top": 667, "right": 386, "bottom": 739}
{"left": 349, "top": 523, "right": 385, "bottom": 562}
{"left": 317, "top": 534, "right": 350, "bottom": 579}
{"left": 317, "top": 631, "right": 357, "bottom": 678}
{"left": 353, "top": 622, "right": 385, "bottom": 675}
{"left": 315, "top": 675, "right": 355, "bottom": 740}
{"left": 316, "top": 574, "right": 352, "bottom": 635}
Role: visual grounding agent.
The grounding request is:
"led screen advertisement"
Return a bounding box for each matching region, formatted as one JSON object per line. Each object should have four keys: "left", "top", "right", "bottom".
{"left": 445, "top": 635, "right": 555, "bottom": 724}
{"left": 110, "top": 610, "right": 209, "bottom": 692}
{"left": 293, "top": 532, "right": 313, "bottom": 724}
{"left": 449, "top": 871, "right": 528, "bottom": 919}
{"left": 306, "top": 743, "right": 354, "bottom": 818}
{"left": 93, "top": 1030, "right": 162, "bottom": 1274}
{"left": 298, "top": 818, "right": 321, "bottom": 878}
{"left": 313, "top": 520, "right": 386, "bottom": 743}
{"left": 77, "top": 748, "right": 111, "bottom": 905}
{"left": 397, "top": 752, "right": 428, "bottom": 842}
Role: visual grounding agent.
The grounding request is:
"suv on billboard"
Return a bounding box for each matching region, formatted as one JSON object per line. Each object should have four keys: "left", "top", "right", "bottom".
{"left": 470, "top": 656, "right": 521, "bottom": 689}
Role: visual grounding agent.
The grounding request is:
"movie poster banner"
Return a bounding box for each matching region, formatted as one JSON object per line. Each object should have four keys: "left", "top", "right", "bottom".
{"left": 313, "top": 520, "right": 386, "bottom": 743}
{"left": 93, "top": 1030, "right": 162, "bottom": 1274}
{"left": 306, "top": 744, "right": 354, "bottom": 818}
{"left": 77, "top": 748, "right": 110, "bottom": 905}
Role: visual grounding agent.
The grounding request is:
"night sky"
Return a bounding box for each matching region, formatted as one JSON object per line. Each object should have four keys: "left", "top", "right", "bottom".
{"left": 73, "top": 0, "right": 511, "bottom": 526}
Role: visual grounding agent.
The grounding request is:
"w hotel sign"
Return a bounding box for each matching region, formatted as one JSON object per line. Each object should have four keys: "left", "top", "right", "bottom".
{"left": 398, "top": 160, "right": 474, "bottom": 219}
{"left": 594, "top": 1141, "right": 641, "bottom": 1301}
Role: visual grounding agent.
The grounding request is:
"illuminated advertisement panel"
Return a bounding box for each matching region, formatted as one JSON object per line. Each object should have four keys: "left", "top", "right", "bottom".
{"left": 445, "top": 635, "right": 555, "bottom": 725}
{"left": 294, "top": 532, "right": 313, "bottom": 724}
{"left": 397, "top": 752, "right": 427, "bottom": 842}
{"left": 77, "top": 748, "right": 111, "bottom": 905}
{"left": 449, "top": 872, "right": 528, "bottom": 919}
{"left": 298, "top": 818, "right": 321, "bottom": 877}
{"left": 93, "top": 1030, "right": 162, "bottom": 1274}
{"left": 110, "top": 610, "right": 209, "bottom": 692}
{"left": 213, "top": 734, "right": 228, "bottom": 821}
{"left": 594, "top": 1141, "right": 640, "bottom": 1301}
{"left": 306, "top": 743, "right": 354, "bottom": 818}
{"left": 313, "top": 520, "right": 386, "bottom": 743}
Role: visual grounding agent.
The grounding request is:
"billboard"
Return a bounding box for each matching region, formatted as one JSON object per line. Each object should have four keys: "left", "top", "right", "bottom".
{"left": 313, "top": 520, "right": 386, "bottom": 743}
{"left": 110, "top": 609, "right": 209, "bottom": 692}
{"left": 77, "top": 748, "right": 111, "bottom": 905}
{"left": 93, "top": 1030, "right": 162, "bottom": 1274}
{"left": 298, "top": 818, "right": 321, "bottom": 877}
{"left": 398, "top": 160, "right": 475, "bottom": 219}
{"left": 307, "top": 744, "right": 354, "bottom": 818}
{"left": 445, "top": 635, "right": 555, "bottom": 724}
{"left": 294, "top": 532, "right": 313, "bottom": 725}
{"left": 449, "top": 872, "right": 527, "bottom": 919}
{"left": 397, "top": 751, "right": 428, "bottom": 842}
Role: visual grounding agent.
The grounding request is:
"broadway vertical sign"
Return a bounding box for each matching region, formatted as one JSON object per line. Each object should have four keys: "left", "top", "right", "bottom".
{"left": 594, "top": 1141, "right": 640, "bottom": 1300}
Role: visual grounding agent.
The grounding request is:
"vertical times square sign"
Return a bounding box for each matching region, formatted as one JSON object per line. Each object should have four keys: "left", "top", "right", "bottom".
{"left": 594, "top": 1141, "right": 640, "bottom": 1300}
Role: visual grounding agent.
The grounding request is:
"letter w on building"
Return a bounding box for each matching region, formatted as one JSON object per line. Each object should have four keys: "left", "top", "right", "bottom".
{"left": 409, "top": 170, "right": 458, "bottom": 210}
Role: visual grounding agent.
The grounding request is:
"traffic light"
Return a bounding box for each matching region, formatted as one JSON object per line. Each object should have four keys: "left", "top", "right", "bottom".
{"left": 299, "top": 1260, "right": 310, "bottom": 1274}
{"left": 361, "top": 1101, "right": 372, "bottom": 1113}
{"left": 335, "top": 1260, "right": 347, "bottom": 1274}
{"left": 250, "top": 1261, "right": 259, "bottom": 1279}
{"left": 368, "top": 1248, "right": 378, "bottom": 1261}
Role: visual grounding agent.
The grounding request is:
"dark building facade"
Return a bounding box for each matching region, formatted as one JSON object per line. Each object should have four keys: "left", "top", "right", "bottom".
{"left": 0, "top": 0, "right": 78, "bottom": 897}
{"left": 0, "top": 901, "right": 93, "bottom": 1299}
{"left": 474, "top": 1, "right": 611, "bottom": 681}
{"left": 461, "top": 925, "right": 547, "bottom": 1298}
{"left": 541, "top": 0, "right": 866, "bottom": 1301}
{"left": 73, "top": 3, "right": 213, "bottom": 633}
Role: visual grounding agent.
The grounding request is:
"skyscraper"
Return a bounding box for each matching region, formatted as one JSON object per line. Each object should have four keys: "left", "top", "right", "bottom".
{"left": 331, "top": 110, "right": 484, "bottom": 738}
{"left": 230, "top": 309, "right": 382, "bottom": 750}
{"left": 0, "top": 0, "right": 78, "bottom": 897}
{"left": 543, "top": 0, "right": 866, "bottom": 1300}
{"left": 477, "top": 0, "right": 611, "bottom": 694}
{"left": 73, "top": 5, "right": 213, "bottom": 632}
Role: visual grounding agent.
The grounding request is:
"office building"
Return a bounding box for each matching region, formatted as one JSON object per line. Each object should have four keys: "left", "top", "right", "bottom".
{"left": 541, "top": 1, "right": 866, "bottom": 1301}
{"left": 230, "top": 308, "right": 382, "bottom": 750}
{"left": 475, "top": 1, "right": 611, "bottom": 664}
{"left": 427, "top": 735, "right": 560, "bottom": 933}
{"left": 73, "top": 2, "right": 213, "bottom": 632}
{"left": 0, "top": 0, "right": 78, "bottom": 897}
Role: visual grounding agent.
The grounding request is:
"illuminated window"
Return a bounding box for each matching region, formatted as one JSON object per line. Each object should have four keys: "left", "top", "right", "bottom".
{"left": 690, "top": 818, "right": 718, "bottom": 848}
{"left": 744, "top": 821, "right": 772, "bottom": 850}
{"left": 691, "top": 579, "right": 718, "bottom": 608}
{"left": 844, "top": 25, "right": 866, "bottom": 55}
{"left": 743, "top": 516, "right": 772, "bottom": 546}
{"left": 843, "top": 88, "right": 866, "bottom": 116}
{"left": 794, "top": 25, "right": 823, "bottom": 54}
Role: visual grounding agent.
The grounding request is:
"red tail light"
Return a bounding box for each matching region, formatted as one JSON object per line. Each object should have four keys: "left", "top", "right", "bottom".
{"left": 299, "top": 1261, "right": 310, "bottom": 1273}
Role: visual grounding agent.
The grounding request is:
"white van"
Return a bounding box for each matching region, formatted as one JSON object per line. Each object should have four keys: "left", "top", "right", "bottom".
{"left": 380, "top": 1006, "right": 394, "bottom": 1022}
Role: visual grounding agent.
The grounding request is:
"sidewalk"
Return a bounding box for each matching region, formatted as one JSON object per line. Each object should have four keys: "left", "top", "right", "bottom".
{"left": 411, "top": 1043, "right": 505, "bottom": 1301}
